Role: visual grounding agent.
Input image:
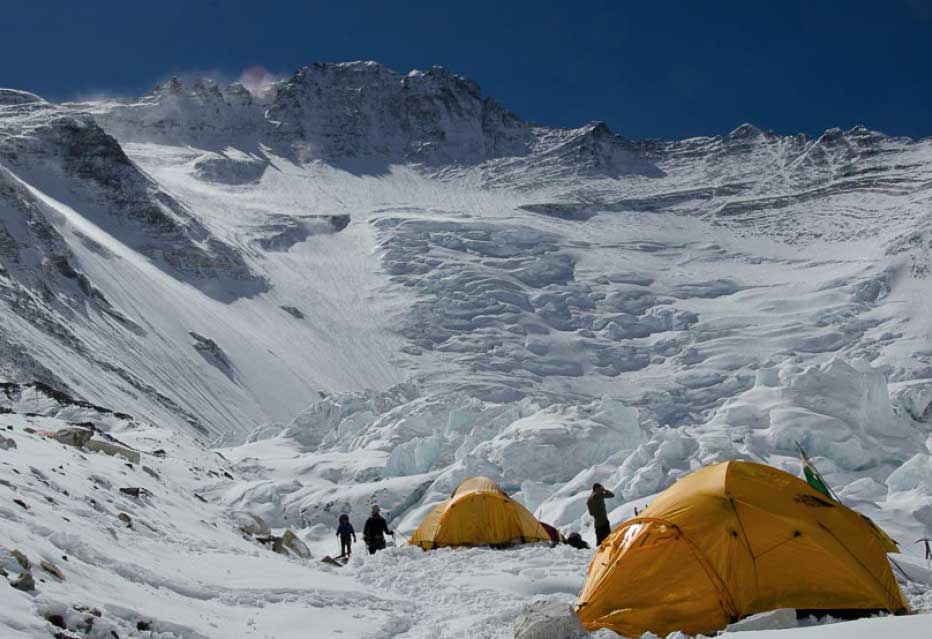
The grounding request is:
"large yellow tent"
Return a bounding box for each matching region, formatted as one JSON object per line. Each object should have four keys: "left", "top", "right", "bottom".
{"left": 576, "top": 461, "right": 909, "bottom": 637}
{"left": 408, "top": 476, "right": 551, "bottom": 549}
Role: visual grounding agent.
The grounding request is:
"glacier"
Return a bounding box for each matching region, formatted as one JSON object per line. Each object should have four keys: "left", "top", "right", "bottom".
{"left": 1, "top": 62, "right": 932, "bottom": 637}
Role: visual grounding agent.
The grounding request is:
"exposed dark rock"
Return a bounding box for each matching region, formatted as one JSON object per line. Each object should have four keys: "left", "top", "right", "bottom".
{"left": 280, "top": 305, "right": 305, "bottom": 319}
{"left": 193, "top": 154, "right": 267, "bottom": 184}
{"left": 11, "top": 571, "right": 35, "bottom": 591}
{"left": 320, "top": 555, "right": 346, "bottom": 567}
{"left": 255, "top": 219, "right": 310, "bottom": 250}
{"left": 47, "top": 614, "right": 67, "bottom": 629}
{"left": 11, "top": 550, "right": 30, "bottom": 570}
{"left": 328, "top": 214, "right": 351, "bottom": 231}
{"left": 518, "top": 203, "right": 597, "bottom": 221}
{"left": 48, "top": 426, "right": 94, "bottom": 447}
{"left": 119, "top": 487, "right": 152, "bottom": 498}
{"left": 0, "top": 382, "right": 139, "bottom": 424}
{"left": 232, "top": 511, "right": 270, "bottom": 536}
{"left": 189, "top": 332, "right": 236, "bottom": 380}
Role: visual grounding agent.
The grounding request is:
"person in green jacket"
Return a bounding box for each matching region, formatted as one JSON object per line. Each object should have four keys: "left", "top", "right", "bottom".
{"left": 587, "top": 483, "right": 615, "bottom": 545}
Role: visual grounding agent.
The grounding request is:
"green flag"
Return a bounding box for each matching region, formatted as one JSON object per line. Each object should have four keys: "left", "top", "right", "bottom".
{"left": 796, "top": 442, "right": 899, "bottom": 553}
{"left": 802, "top": 463, "right": 832, "bottom": 499}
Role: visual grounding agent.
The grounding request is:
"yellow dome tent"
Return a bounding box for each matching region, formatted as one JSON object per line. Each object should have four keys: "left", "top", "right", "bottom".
{"left": 576, "top": 461, "right": 909, "bottom": 638}
{"left": 408, "top": 476, "right": 551, "bottom": 549}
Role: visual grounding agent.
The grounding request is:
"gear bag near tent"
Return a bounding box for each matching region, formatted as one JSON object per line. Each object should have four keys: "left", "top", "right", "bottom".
{"left": 408, "top": 476, "right": 552, "bottom": 549}
{"left": 575, "top": 460, "right": 909, "bottom": 638}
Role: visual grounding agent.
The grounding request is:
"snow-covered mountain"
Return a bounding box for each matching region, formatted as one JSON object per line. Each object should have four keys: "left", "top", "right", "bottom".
{"left": 2, "top": 62, "right": 932, "bottom": 638}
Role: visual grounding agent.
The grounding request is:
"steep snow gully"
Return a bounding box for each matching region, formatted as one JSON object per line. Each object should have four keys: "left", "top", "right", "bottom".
{"left": 2, "top": 62, "right": 932, "bottom": 637}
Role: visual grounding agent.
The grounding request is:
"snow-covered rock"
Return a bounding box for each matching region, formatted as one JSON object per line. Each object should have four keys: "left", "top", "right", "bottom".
{"left": 726, "top": 608, "right": 798, "bottom": 632}
{"left": 513, "top": 600, "right": 587, "bottom": 639}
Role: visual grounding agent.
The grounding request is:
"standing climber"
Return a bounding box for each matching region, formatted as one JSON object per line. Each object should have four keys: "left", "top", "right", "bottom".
{"left": 918, "top": 537, "right": 932, "bottom": 561}
{"left": 587, "top": 483, "right": 615, "bottom": 545}
{"left": 363, "top": 504, "right": 393, "bottom": 555}
{"left": 336, "top": 513, "right": 356, "bottom": 558}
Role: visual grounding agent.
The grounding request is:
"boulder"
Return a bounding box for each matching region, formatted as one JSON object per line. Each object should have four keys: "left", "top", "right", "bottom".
{"left": 11, "top": 572, "right": 35, "bottom": 591}
{"left": 84, "top": 440, "right": 141, "bottom": 464}
{"left": 119, "top": 487, "right": 152, "bottom": 498}
{"left": 1, "top": 549, "right": 23, "bottom": 575}
{"left": 513, "top": 601, "right": 586, "bottom": 639}
{"left": 48, "top": 427, "right": 94, "bottom": 447}
{"left": 11, "top": 550, "right": 30, "bottom": 571}
{"left": 320, "top": 555, "right": 347, "bottom": 567}
{"left": 47, "top": 614, "right": 67, "bottom": 629}
{"left": 40, "top": 559, "right": 65, "bottom": 580}
{"left": 279, "top": 529, "right": 312, "bottom": 559}
{"left": 231, "top": 511, "right": 270, "bottom": 537}
{"left": 0, "top": 435, "right": 16, "bottom": 450}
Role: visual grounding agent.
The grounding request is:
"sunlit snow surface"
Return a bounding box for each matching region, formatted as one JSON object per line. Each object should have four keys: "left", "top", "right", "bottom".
{"left": 2, "top": 67, "right": 932, "bottom": 636}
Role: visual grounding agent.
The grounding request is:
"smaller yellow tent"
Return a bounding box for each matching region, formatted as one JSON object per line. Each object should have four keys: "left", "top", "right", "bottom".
{"left": 408, "top": 476, "right": 551, "bottom": 549}
{"left": 576, "top": 461, "right": 909, "bottom": 638}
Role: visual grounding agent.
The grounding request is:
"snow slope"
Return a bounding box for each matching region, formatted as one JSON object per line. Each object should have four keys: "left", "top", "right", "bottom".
{"left": 2, "top": 63, "right": 932, "bottom": 637}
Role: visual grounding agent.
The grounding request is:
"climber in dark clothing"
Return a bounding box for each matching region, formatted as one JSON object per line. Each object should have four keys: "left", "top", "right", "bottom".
{"left": 336, "top": 513, "right": 356, "bottom": 558}
{"left": 587, "top": 483, "right": 615, "bottom": 545}
{"left": 363, "top": 504, "right": 393, "bottom": 555}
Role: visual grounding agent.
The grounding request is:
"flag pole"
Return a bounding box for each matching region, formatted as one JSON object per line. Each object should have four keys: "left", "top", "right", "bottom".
{"left": 795, "top": 441, "right": 841, "bottom": 502}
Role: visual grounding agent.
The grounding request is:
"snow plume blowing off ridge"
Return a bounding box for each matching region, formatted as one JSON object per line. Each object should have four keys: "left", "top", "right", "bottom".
{"left": 238, "top": 64, "right": 280, "bottom": 96}
{"left": 2, "top": 60, "right": 932, "bottom": 637}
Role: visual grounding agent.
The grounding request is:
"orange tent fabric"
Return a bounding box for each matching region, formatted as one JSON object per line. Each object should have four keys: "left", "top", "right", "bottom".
{"left": 576, "top": 461, "right": 908, "bottom": 637}
{"left": 408, "top": 477, "right": 551, "bottom": 549}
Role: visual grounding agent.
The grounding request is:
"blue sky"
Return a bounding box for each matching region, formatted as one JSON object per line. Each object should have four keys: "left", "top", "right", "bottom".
{"left": 2, "top": 0, "right": 930, "bottom": 140}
